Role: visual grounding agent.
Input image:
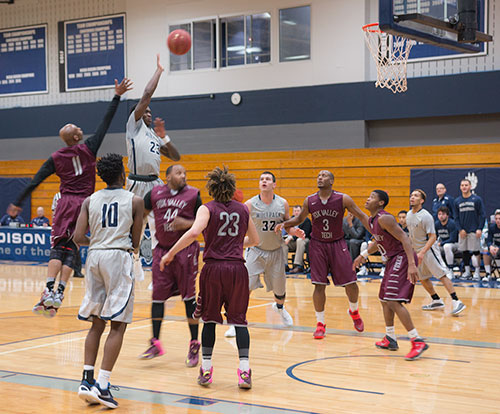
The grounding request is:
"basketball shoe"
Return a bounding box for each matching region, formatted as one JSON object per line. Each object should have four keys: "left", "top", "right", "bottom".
{"left": 451, "top": 300, "right": 466, "bottom": 316}
{"left": 405, "top": 338, "right": 429, "bottom": 361}
{"left": 313, "top": 322, "right": 326, "bottom": 339}
{"left": 197, "top": 366, "right": 213, "bottom": 386}
{"left": 139, "top": 338, "right": 164, "bottom": 359}
{"left": 348, "top": 309, "right": 364, "bottom": 332}
{"left": 186, "top": 340, "right": 201, "bottom": 367}
{"left": 90, "top": 383, "right": 119, "bottom": 409}
{"left": 53, "top": 291, "right": 64, "bottom": 309}
{"left": 272, "top": 302, "right": 293, "bottom": 327}
{"left": 375, "top": 335, "right": 399, "bottom": 351}
{"left": 237, "top": 369, "right": 252, "bottom": 389}
{"left": 421, "top": 299, "right": 445, "bottom": 310}
{"left": 32, "top": 288, "right": 54, "bottom": 316}
{"left": 78, "top": 379, "right": 98, "bottom": 405}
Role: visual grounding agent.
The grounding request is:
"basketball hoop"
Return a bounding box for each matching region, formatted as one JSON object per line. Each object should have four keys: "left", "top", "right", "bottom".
{"left": 362, "top": 23, "right": 414, "bottom": 93}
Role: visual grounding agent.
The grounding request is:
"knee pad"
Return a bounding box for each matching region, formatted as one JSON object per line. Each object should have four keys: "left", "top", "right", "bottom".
{"left": 274, "top": 293, "right": 286, "bottom": 301}
{"left": 184, "top": 298, "right": 197, "bottom": 318}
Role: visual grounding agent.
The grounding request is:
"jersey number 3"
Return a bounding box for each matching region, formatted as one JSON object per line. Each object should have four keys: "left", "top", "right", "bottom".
{"left": 102, "top": 202, "right": 118, "bottom": 228}
{"left": 218, "top": 212, "right": 240, "bottom": 237}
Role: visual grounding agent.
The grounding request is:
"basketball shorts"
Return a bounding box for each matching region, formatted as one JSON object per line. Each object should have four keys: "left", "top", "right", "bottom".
{"left": 51, "top": 194, "right": 86, "bottom": 246}
{"left": 417, "top": 247, "right": 448, "bottom": 280}
{"left": 194, "top": 261, "right": 249, "bottom": 326}
{"left": 49, "top": 238, "right": 79, "bottom": 269}
{"left": 458, "top": 232, "right": 481, "bottom": 252}
{"left": 78, "top": 249, "right": 134, "bottom": 324}
{"left": 309, "top": 238, "right": 357, "bottom": 286}
{"left": 379, "top": 252, "right": 417, "bottom": 303}
{"left": 152, "top": 242, "right": 199, "bottom": 302}
{"left": 245, "top": 245, "right": 287, "bottom": 295}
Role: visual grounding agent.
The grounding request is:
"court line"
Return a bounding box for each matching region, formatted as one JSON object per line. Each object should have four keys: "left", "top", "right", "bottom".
{"left": 0, "top": 369, "right": 321, "bottom": 414}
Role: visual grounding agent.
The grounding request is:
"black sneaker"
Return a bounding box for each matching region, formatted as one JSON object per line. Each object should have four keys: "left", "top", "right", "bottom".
{"left": 91, "top": 383, "right": 119, "bottom": 409}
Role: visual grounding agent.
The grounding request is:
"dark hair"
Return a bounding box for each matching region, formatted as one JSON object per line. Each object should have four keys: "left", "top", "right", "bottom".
{"left": 261, "top": 171, "right": 276, "bottom": 182}
{"left": 398, "top": 210, "right": 407, "bottom": 215}
{"left": 437, "top": 206, "right": 450, "bottom": 215}
{"left": 97, "top": 153, "right": 124, "bottom": 185}
{"left": 373, "top": 189, "right": 389, "bottom": 207}
{"left": 412, "top": 188, "right": 427, "bottom": 201}
{"left": 206, "top": 166, "right": 236, "bottom": 203}
{"left": 294, "top": 205, "right": 301, "bottom": 209}
{"left": 461, "top": 178, "right": 471, "bottom": 185}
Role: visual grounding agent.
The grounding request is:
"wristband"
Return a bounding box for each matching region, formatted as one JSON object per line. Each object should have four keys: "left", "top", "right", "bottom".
{"left": 161, "top": 135, "right": 171, "bottom": 145}
{"left": 360, "top": 250, "right": 369, "bottom": 259}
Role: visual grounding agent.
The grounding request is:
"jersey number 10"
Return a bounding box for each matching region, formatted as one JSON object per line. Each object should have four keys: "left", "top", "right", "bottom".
{"left": 102, "top": 202, "right": 118, "bottom": 228}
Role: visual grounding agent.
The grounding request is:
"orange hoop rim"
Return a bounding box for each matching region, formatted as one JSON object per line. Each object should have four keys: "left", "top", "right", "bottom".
{"left": 362, "top": 23, "right": 382, "bottom": 33}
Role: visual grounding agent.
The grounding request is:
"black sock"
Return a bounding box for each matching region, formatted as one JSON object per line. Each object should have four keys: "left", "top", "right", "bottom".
{"left": 276, "top": 303, "right": 283, "bottom": 309}
{"left": 82, "top": 369, "right": 94, "bottom": 383}
{"left": 152, "top": 302, "right": 164, "bottom": 340}
{"left": 431, "top": 293, "right": 440, "bottom": 300}
{"left": 450, "top": 292, "right": 458, "bottom": 300}
{"left": 57, "top": 283, "right": 65, "bottom": 294}
{"left": 235, "top": 326, "right": 250, "bottom": 359}
{"left": 46, "top": 280, "right": 55, "bottom": 291}
{"left": 201, "top": 323, "right": 216, "bottom": 360}
{"left": 189, "top": 323, "right": 199, "bottom": 341}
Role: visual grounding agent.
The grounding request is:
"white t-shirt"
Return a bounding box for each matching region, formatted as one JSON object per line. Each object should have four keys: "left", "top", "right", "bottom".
{"left": 406, "top": 208, "right": 439, "bottom": 254}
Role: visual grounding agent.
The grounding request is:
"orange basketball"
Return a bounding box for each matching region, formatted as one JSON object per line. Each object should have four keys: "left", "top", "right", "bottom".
{"left": 167, "top": 29, "right": 191, "bottom": 55}
{"left": 233, "top": 189, "right": 244, "bottom": 203}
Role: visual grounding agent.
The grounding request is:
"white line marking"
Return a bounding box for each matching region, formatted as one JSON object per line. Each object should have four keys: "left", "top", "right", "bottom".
{"left": 248, "top": 302, "right": 273, "bottom": 309}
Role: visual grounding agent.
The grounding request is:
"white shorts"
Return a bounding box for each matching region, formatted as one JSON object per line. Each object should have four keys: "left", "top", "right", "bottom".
{"left": 458, "top": 232, "right": 481, "bottom": 252}
{"left": 78, "top": 249, "right": 135, "bottom": 323}
{"left": 246, "top": 245, "right": 288, "bottom": 295}
{"left": 418, "top": 247, "right": 448, "bottom": 280}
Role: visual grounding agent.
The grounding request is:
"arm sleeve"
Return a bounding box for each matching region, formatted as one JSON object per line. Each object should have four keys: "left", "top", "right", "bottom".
{"left": 477, "top": 197, "right": 486, "bottom": 231}
{"left": 84, "top": 94, "right": 121, "bottom": 156}
{"left": 14, "top": 157, "right": 56, "bottom": 206}
{"left": 194, "top": 192, "right": 202, "bottom": 214}
{"left": 143, "top": 190, "right": 153, "bottom": 211}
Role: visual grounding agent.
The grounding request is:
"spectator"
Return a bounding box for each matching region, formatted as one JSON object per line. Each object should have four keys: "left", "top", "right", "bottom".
{"left": 398, "top": 210, "right": 409, "bottom": 233}
{"left": 482, "top": 209, "right": 500, "bottom": 283}
{"left": 432, "top": 183, "right": 455, "bottom": 219}
{"left": 0, "top": 209, "right": 25, "bottom": 226}
{"left": 435, "top": 206, "right": 458, "bottom": 270}
{"left": 454, "top": 179, "right": 485, "bottom": 280}
{"left": 31, "top": 207, "right": 50, "bottom": 227}
{"left": 286, "top": 205, "right": 312, "bottom": 273}
{"left": 343, "top": 211, "right": 366, "bottom": 261}
{"left": 356, "top": 231, "right": 387, "bottom": 277}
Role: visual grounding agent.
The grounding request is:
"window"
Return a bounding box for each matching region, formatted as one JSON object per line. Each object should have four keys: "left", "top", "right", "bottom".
{"left": 279, "top": 5, "right": 311, "bottom": 62}
{"left": 193, "top": 20, "right": 216, "bottom": 69}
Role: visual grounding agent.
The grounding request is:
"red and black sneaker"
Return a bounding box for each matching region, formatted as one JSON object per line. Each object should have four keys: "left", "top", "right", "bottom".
{"left": 313, "top": 322, "right": 326, "bottom": 339}
{"left": 348, "top": 309, "right": 364, "bottom": 332}
{"left": 405, "top": 338, "right": 429, "bottom": 361}
{"left": 375, "top": 335, "right": 399, "bottom": 351}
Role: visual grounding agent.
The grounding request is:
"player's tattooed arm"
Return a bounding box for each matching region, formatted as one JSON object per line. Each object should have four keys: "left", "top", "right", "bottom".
{"left": 74, "top": 197, "right": 91, "bottom": 246}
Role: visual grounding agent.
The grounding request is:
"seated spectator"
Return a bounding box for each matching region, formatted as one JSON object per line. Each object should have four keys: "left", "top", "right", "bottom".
{"left": 435, "top": 206, "right": 458, "bottom": 270}
{"left": 398, "top": 210, "right": 409, "bottom": 233}
{"left": 482, "top": 209, "right": 500, "bottom": 283}
{"left": 432, "top": 183, "right": 455, "bottom": 219}
{"left": 30, "top": 206, "right": 50, "bottom": 227}
{"left": 343, "top": 211, "right": 365, "bottom": 260}
{"left": 0, "top": 209, "right": 25, "bottom": 226}
{"left": 356, "top": 231, "right": 386, "bottom": 277}
{"left": 285, "top": 205, "right": 312, "bottom": 273}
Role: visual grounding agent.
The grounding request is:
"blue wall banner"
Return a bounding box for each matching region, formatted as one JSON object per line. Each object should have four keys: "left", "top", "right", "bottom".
{"left": 0, "top": 24, "right": 48, "bottom": 96}
{"left": 60, "top": 14, "right": 125, "bottom": 92}
{"left": 410, "top": 168, "right": 500, "bottom": 221}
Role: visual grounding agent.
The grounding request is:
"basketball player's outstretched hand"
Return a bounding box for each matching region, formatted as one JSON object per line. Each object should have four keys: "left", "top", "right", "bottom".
{"left": 160, "top": 251, "right": 174, "bottom": 270}
{"left": 292, "top": 228, "right": 306, "bottom": 240}
{"left": 115, "top": 78, "right": 133, "bottom": 95}
{"left": 154, "top": 118, "right": 166, "bottom": 138}
{"left": 156, "top": 53, "right": 164, "bottom": 72}
{"left": 352, "top": 255, "right": 366, "bottom": 271}
{"left": 408, "top": 263, "right": 419, "bottom": 284}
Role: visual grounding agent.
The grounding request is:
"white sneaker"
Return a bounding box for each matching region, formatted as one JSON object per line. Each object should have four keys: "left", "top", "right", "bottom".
{"left": 473, "top": 270, "right": 481, "bottom": 281}
{"left": 272, "top": 302, "right": 293, "bottom": 327}
{"left": 379, "top": 267, "right": 385, "bottom": 277}
{"left": 451, "top": 300, "right": 466, "bottom": 316}
{"left": 422, "top": 299, "right": 445, "bottom": 310}
{"left": 225, "top": 325, "right": 236, "bottom": 337}
{"left": 482, "top": 274, "right": 491, "bottom": 283}
{"left": 461, "top": 269, "right": 471, "bottom": 279}
{"left": 356, "top": 266, "right": 368, "bottom": 276}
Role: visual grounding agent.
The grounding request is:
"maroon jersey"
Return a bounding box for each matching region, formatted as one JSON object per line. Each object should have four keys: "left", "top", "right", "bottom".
{"left": 52, "top": 143, "right": 96, "bottom": 197}
{"left": 203, "top": 200, "right": 249, "bottom": 262}
{"left": 369, "top": 210, "right": 406, "bottom": 258}
{"left": 308, "top": 191, "right": 344, "bottom": 242}
{"left": 151, "top": 184, "right": 199, "bottom": 249}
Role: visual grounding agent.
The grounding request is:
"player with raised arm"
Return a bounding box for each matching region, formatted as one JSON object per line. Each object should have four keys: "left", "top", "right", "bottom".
{"left": 353, "top": 190, "right": 429, "bottom": 361}
{"left": 160, "top": 167, "right": 259, "bottom": 389}
{"left": 276, "top": 170, "right": 366, "bottom": 339}
{"left": 9, "top": 78, "right": 132, "bottom": 317}
{"left": 74, "top": 153, "right": 144, "bottom": 408}
{"left": 139, "top": 164, "right": 202, "bottom": 366}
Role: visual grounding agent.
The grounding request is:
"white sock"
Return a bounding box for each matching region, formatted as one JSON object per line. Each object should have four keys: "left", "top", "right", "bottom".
{"left": 408, "top": 328, "right": 419, "bottom": 339}
{"left": 201, "top": 358, "right": 212, "bottom": 371}
{"left": 315, "top": 311, "right": 325, "bottom": 324}
{"left": 349, "top": 302, "right": 359, "bottom": 312}
{"left": 83, "top": 365, "right": 94, "bottom": 371}
{"left": 485, "top": 265, "right": 491, "bottom": 273}
{"left": 465, "top": 265, "right": 471, "bottom": 273}
{"left": 239, "top": 359, "right": 250, "bottom": 372}
{"left": 385, "top": 326, "right": 396, "bottom": 341}
{"left": 97, "top": 369, "right": 111, "bottom": 390}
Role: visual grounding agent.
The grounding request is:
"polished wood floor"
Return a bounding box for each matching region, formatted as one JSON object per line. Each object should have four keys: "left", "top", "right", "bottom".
{"left": 0, "top": 262, "right": 499, "bottom": 414}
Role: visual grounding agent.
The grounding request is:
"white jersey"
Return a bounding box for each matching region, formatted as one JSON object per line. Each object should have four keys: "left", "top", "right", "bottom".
{"left": 249, "top": 194, "right": 287, "bottom": 251}
{"left": 406, "top": 208, "right": 440, "bottom": 255}
{"left": 88, "top": 188, "right": 135, "bottom": 251}
{"left": 126, "top": 111, "right": 163, "bottom": 176}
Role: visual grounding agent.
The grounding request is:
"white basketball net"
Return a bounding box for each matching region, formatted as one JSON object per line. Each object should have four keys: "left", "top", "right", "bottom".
{"left": 363, "top": 24, "right": 414, "bottom": 93}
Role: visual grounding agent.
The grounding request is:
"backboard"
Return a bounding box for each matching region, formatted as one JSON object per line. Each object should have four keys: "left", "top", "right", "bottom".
{"left": 379, "top": 0, "right": 491, "bottom": 54}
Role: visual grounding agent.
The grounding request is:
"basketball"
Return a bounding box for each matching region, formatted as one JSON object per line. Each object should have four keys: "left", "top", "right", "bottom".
{"left": 233, "top": 189, "right": 244, "bottom": 202}
{"left": 167, "top": 29, "right": 191, "bottom": 55}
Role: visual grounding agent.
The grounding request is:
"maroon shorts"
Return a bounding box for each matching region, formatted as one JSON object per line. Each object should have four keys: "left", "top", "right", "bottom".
{"left": 51, "top": 194, "right": 86, "bottom": 247}
{"left": 379, "top": 252, "right": 417, "bottom": 303}
{"left": 309, "top": 238, "right": 357, "bottom": 286}
{"left": 193, "top": 260, "right": 249, "bottom": 325}
{"left": 152, "top": 242, "right": 199, "bottom": 302}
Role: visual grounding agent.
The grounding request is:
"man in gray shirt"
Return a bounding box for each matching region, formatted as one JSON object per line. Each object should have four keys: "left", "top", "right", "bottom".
{"left": 343, "top": 211, "right": 365, "bottom": 260}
